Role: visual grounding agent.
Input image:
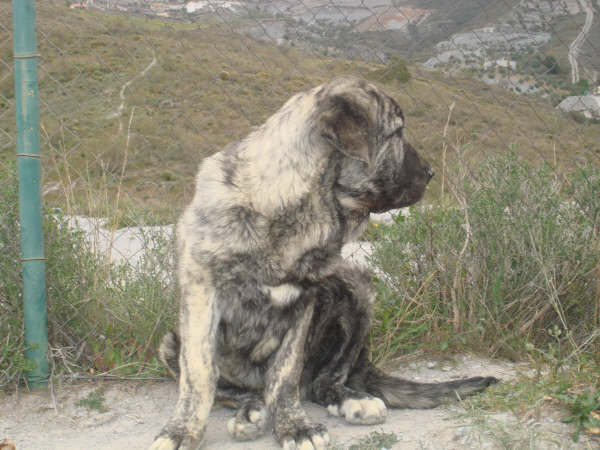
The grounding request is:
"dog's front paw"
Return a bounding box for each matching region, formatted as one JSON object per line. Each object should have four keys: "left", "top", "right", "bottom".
{"left": 149, "top": 436, "right": 178, "bottom": 450}
{"left": 328, "top": 397, "right": 387, "bottom": 425}
{"left": 278, "top": 422, "right": 329, "bottom": 450}
{"left": 150, "top": 422, "right": 205, "bottom": 450}
{"left": 149, "top": 435, "right": 201, "bottom": 450}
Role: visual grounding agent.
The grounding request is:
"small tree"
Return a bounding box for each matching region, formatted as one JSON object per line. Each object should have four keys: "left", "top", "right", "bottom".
{"left": 384, "top": 56, "right": 412, "bottom": 83}
{"left": 368, "top": 56, "right": 412, "bottom": 84}
{"left": 543, "top": 55, "right": 560, "bottom": 75}
{"left": 571, "top": 78, "right": 590, "bottom": 96}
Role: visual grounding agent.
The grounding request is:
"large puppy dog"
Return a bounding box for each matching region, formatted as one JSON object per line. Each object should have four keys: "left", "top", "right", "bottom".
{"left": 150, "top": 76, "right": 497, "bottom": 450}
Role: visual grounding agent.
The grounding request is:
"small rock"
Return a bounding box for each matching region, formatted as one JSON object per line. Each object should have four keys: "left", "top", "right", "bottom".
{"left": 83, "top": 411, "right": 117, "bottom": 428}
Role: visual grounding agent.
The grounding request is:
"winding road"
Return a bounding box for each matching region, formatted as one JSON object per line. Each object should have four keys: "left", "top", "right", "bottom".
{"left": 568, "top": 0, "right": 594, "bottom": 84}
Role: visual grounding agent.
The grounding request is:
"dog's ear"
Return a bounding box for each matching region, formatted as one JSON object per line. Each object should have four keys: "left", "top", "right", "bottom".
{"left": 318, "top": 95, "right": 371, "bottom": 166}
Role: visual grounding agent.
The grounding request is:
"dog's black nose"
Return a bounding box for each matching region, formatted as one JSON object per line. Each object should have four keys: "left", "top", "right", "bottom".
{"left": 426, "top": 166, "right": 434, "bottom": 182}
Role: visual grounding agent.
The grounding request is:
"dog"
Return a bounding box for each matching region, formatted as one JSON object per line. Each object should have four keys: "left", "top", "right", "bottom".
{"left": 150, "top": 76, "right": 498, "bottom": 450}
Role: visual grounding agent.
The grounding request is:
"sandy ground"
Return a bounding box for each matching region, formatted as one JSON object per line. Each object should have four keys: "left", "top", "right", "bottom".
{"left": 1, "top": 355, "right": 597, "bottom": 450}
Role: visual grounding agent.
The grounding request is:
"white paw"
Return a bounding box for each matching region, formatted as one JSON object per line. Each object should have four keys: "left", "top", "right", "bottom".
{"left": 338, "top": 397, "right": 387, "bottom": 425}
{"left": 282, "top": 432, "right": 330, "bottom": 450}
{"left": 148, "top": 437, "right": 178, "bottom": 450}
{"left": 227, "top": 408, "right": 266, "bottom": 441}
{"left": 327, "top": 404, "right": 340, "bottom": 416}
{"left": 248, "top": 409, "right": 265, "bottom": 424}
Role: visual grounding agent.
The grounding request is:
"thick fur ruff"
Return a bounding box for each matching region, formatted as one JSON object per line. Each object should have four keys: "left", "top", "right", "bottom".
{"left": 150, "top": 76, "right": 498, "bottom": 450}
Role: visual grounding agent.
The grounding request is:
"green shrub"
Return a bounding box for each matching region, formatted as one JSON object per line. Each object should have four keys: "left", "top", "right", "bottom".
{"left": 570, "top": 78, "right": 590, "bottom": 96}
{"left": 0, "top": 164, "right": 177, "bottom": 386}
{"left": 368, "top": 56, "right": 412, "bottom": 84}
{"left": 543, "top": 55, "right": 560, "bottom": 75}
{"left": 0, "top": 169, "right": 36, "bottom": 384}
{"left": 370, "top": 153, "right": 599, "bottom": 361}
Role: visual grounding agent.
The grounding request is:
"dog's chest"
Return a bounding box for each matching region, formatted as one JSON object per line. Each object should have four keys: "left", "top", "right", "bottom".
{"left": 268, "top": 193, "right": 343, "bottom": 276}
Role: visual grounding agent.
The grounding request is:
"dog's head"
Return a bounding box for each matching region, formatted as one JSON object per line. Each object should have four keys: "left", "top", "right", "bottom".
{"left": 315, "top": 76, "right": 434, "bottom": 214}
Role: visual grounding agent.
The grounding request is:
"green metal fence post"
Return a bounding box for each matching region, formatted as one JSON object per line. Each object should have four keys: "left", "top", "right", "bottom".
{"left": 13, "top": 0, "right": 49, "bottom": 388}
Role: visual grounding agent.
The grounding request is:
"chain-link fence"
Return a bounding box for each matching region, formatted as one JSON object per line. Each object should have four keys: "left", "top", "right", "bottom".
{"left": 1, "top": 0, "right": 599, "bottom": 386}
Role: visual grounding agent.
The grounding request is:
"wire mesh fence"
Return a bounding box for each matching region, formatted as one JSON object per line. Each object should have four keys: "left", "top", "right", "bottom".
{"left": 1, "top": 0, "right": 599, "bottom": 386}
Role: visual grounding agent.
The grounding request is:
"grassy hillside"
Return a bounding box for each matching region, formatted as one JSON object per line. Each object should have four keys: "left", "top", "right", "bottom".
{"left": 0, "top": 0, "right": 598, "bottom": 223}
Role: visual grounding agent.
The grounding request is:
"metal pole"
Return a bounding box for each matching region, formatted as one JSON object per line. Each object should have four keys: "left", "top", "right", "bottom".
{"left": 13, "top": 0, "right": 48, "bottom": 388}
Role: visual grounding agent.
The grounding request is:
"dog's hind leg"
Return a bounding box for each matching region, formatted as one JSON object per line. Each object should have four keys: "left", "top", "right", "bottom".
{"left": 303, "top": 264, "right": 390, "bottom": 426}
{"left": 214, "top": 384, "right": 267, "bottom": 441}
{"left": 150, "top": 273, "right": 220, "bottom": 450}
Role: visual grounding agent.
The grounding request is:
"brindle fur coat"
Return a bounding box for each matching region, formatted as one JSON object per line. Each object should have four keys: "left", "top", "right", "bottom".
{"left": 150, "top": 76, "right": 498, "bottom": 450}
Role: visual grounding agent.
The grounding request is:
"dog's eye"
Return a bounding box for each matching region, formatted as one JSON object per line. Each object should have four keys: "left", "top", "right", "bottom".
{"left": 388, "top": 127, "right": 402, "bottom": 139}
{"left": 384, "top": 127, "right": 402, "bottom": 140}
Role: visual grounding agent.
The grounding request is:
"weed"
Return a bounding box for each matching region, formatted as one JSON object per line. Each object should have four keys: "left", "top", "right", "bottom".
{"left": 349, "top": 431, "right": 399, "bottom": 450}
{"left": 555, "top": 389, "right": 600, "bottom": 442}
{"left": 75, "top": 389, "right": 107, "bottom": 412}
{"left": 332, "top": 431, "right": 399, "bottom": 450}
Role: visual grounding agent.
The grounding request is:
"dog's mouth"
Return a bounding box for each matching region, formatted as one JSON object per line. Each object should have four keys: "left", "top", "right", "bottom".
{"left": 390, "top": 181, "right": 429, "bottom": 211}
{"left": 395, "top": 149, "right": 434, "bottom": 209}
{"left": 370, "top": 159, "right": 434, "bottom": 213}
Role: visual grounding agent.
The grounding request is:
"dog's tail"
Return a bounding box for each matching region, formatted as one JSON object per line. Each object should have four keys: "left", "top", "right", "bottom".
{"left": 364, "top": 365, "right": 498, "bottom": 409}
{"left": 158, "top": 330, "right": 180, "bottom": 379}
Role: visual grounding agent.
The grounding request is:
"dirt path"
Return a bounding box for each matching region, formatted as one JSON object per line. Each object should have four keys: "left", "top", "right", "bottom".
{"left": 105, "top": 49, "right": 157, "bottom": 133}
{"left": 1, "top": 355, "right": 596, "bottom": 450}
{"left": 569, "top": 0, "right": 595, "bottom": 84}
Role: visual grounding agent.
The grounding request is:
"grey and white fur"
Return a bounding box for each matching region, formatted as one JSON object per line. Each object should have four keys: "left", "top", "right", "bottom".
{"left": 150, "top": 76, "right": 498, "bottom": 450}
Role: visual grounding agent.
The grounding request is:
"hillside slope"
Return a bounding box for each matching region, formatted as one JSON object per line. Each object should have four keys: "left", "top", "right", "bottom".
{"left": 1, "top": 1, "right": 598, "bottom": 219}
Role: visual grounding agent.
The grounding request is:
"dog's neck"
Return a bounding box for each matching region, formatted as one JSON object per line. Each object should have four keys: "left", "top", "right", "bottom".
{"left": 238, "top": 93, "right": 331, "bottom": 213}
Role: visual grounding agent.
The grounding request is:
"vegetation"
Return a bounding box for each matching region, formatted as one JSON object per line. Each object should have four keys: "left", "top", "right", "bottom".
{"left": 332, "top": 430, "right": 399, "bottom": 450}
{"left": 370, "top": 153, "right": 599, "bottom": 361}
{"left": 0, "top": 165, "right": 176, "bottom": 387}
{"left": 571, "top": 78, "right": 591, "bottom": 96}
{"left": 542, "top": 55, "right": 560, "bottom": 75}
{"left": 75, "top": 388, "right": 107, "bottom": 412}
{"left": 461, "top": 347, "right": 600, "bottom": 445}
{"left": 367, "top": 56, "right": 412, "bottom": 84}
